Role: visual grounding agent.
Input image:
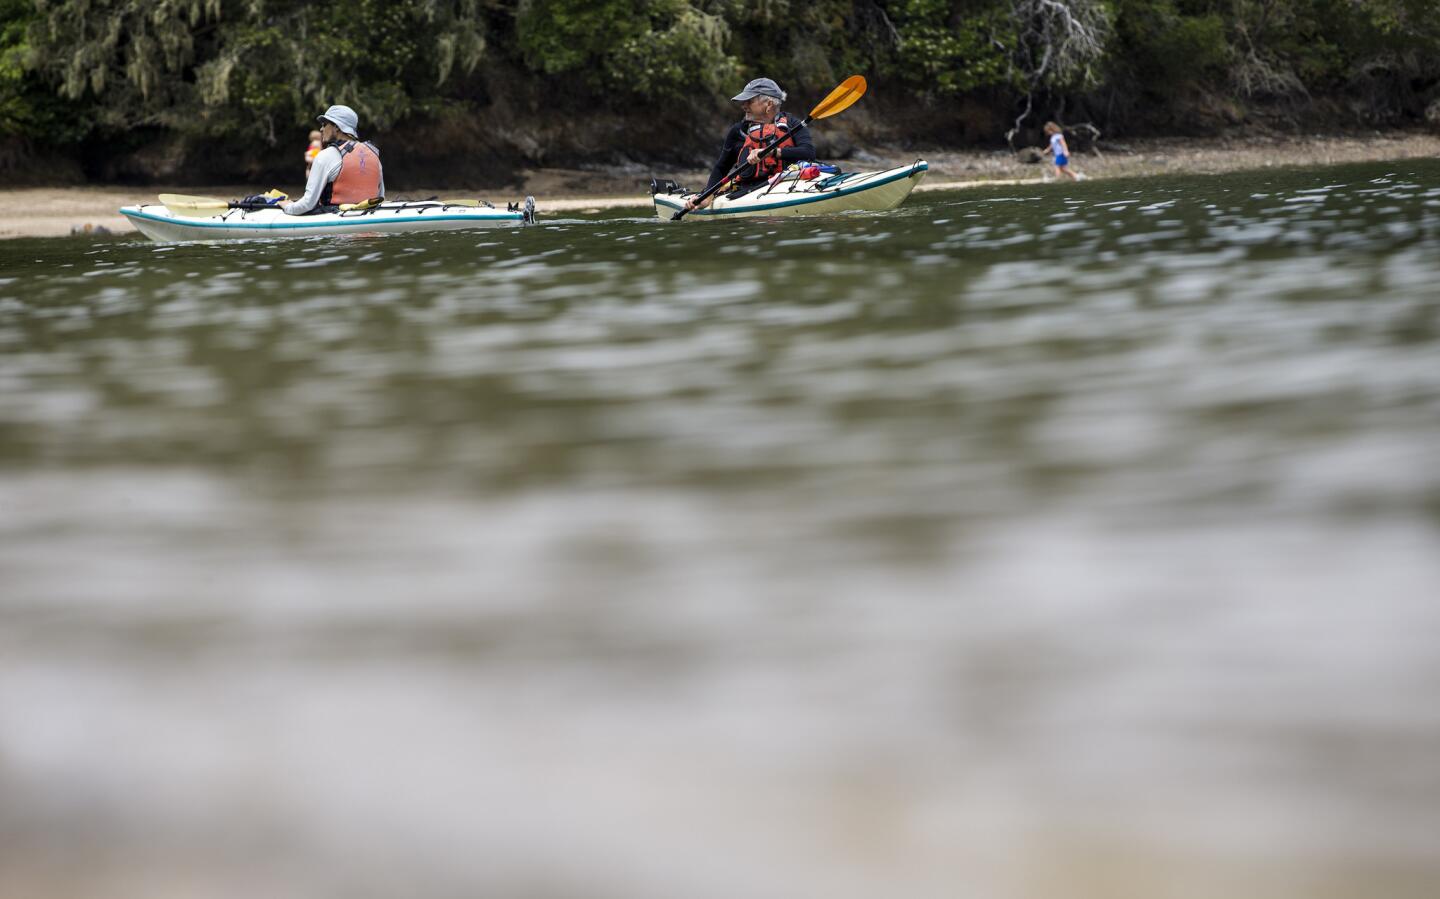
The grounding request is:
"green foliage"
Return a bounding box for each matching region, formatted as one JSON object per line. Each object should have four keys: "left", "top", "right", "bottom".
{"left": 19, "top": 0, "right": 487, "bottom": 141}
{"left": 884, "top": 0, "right": 1015, "bottom": 94}
{"left": 611, "top": 6, "right": 737, "bottom": 100}
{"left": 1359, "top": 0, "right": 1440, "bottom": 42}
{"left": 1, "top": 0, "right": 87, "bottom": 138}
{"left": 1109, "top": 0, "right": 1230, "bottom": 97}
{"left": 717, "top": 0, "right": 858, "bottom": 92}
{"left": 4, "top": 0, "right": 1440, "bottom": 158}
{"left": 0, "top": 0, "right": 36, "bottom": 134}
{"left": 1104, "top": 0, "right": 1440, "bottom": 106}
{"left": 516, "top": 0, "right": 735, "bottom": 101}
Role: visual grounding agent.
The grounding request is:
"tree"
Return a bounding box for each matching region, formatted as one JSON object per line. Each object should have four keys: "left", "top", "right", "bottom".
{"left": 516, "top": 0, "right": 735, "bottom": 102}
{"left": 1008, "top": 0, "right": 1112, "bottom": 133}
{"left": 23, "top": 0, "right": 489, "bottom": 141}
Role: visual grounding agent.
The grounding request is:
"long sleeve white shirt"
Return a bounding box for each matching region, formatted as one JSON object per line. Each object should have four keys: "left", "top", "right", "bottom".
{"left": 284, "top": 144, "right": 385, "bottom": 215}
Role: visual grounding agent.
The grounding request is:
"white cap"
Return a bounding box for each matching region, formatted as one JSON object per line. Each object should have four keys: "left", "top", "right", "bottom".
{"left": 317, "top": 105, "right": 360, "bottom": 137}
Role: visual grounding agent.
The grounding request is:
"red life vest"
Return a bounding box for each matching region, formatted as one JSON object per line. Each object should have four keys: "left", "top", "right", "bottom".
{"left": 740, "top": 115, "right": 796, "bottom": 180}
{"left": 320, "top": 140, "right": 382, "bottom": 205}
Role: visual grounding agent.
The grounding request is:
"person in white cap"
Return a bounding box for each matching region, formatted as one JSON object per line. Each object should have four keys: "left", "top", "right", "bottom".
{"left": 685, "top": 77, "right": 815, "bottom": 211}
{"left": 281, "top": 105, "right": 385, "bottom": 215}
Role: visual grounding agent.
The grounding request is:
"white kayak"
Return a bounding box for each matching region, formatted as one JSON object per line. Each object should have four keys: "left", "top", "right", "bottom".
{"left": 119, "top": 198, "right": 533, "bottom": 242}
{"left": 653, "top": 160, "right": 927, "bottom": 221}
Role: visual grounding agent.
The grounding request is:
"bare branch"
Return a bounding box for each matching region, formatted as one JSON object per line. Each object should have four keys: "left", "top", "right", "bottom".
{"left": 1015, "top": 0, "right": 1110, "bottom": 86}
{"left": 1008, "top": 0, "right": 1112, "bottom": 135}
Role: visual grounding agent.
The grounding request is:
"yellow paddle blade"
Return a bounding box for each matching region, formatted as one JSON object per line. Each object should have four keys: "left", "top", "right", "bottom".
{"left": 159, "top": 193, "right": 229, "bottom": 213}
{"left": 441, "top": 199, "right": 481, "bottom": 207}
{"left": 809, "top": 75, "right": 867, "bottom": 120}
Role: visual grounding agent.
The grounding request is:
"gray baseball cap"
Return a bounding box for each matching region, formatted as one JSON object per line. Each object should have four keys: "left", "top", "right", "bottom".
{"left": 317, "top": 105, "right": 360, "bottom": 137}
{"left": 731, "top": 78, "right": 784, "bottom": 102}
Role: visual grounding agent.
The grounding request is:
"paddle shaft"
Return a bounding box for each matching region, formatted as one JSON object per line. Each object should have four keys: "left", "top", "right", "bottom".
{"left": 161, "top": 202, "right": 273, "bottom": 218}
{"left": 671, "top": 114, "right": 815, "bottom": 222}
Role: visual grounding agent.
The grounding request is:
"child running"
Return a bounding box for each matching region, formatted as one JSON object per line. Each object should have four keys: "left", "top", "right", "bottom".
{"left": 1041, "top": 122, "right": 1083, "bottom": 182}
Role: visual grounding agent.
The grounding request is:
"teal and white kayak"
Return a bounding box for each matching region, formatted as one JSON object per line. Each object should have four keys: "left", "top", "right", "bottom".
{"left": 119, "top": 199, "right": 532, "bottom": 242}
{"left": 654, "top": 160, "right": 927, "bottom": 221}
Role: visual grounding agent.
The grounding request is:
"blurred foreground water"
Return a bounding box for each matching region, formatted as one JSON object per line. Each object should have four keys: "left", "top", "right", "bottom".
{"left": 2, "top": 161, "right": 1439, "bottom": 898}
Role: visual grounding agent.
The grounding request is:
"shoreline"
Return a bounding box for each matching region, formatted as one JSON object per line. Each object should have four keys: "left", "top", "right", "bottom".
{"left": 2, "top": 132, "right": 1436, "bottom": 240}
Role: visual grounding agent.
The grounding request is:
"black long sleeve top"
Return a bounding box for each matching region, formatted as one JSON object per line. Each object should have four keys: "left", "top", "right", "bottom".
{"left": 703, "top": 114, "right": 815, "bottom": 192}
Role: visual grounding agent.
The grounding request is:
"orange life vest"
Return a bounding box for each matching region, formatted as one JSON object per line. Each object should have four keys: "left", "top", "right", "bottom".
{"left": 740, "top": 115, "right": 796, "bottom": 180}
{"left": 321, "top": 140, "right": 382, "bottom": 205}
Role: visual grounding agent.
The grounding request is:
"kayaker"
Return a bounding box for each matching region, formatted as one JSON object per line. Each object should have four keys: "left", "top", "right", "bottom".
{"left": 684, "top": 77, "right": 815, "bottom": 212}
{"left": 281, "top": 105, "right": 385, "bottom": 215}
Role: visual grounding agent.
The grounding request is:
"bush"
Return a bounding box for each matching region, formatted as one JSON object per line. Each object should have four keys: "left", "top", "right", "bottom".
{"left": 517, "top": 0, "right": 735, "bottom": 102}
{"left": 882, "top": 0, "right": 1017, "bottom": 95}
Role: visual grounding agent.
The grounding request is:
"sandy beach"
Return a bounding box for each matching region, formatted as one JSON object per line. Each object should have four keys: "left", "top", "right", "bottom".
{"left": 2, "top": 131, "right": 1436, "bottom": 239}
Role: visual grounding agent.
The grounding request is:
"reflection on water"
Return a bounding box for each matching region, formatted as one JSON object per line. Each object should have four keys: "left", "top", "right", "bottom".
{"left": 2, "top": 161, "right": 1439, "bottom": 897}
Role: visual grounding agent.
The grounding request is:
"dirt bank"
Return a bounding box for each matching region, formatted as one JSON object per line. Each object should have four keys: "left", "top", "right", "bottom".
{"left": 3, "top": 132, "right": 1436, "bottom": 240}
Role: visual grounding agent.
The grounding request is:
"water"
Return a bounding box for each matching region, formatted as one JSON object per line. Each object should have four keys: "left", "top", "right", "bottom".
{"left": 3, "top": 160, "right": 1439, "bottom": 898}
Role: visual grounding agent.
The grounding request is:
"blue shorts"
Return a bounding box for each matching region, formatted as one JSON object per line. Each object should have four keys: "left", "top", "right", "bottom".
{"left": 1054, "top": 154, "right": 1069, "bottom": 167}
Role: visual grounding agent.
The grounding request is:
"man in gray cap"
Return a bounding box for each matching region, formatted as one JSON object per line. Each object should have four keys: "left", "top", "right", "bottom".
{"left": 282, "top": 105, "right": 385, "bottom": 215}
{"left": 686, "top": 77, "right": 815, "bottom": 211}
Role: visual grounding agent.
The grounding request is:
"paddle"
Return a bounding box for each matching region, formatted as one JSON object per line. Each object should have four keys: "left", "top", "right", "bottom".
{"left": 158, "top": 193, "right": 272, "bottom": 215}
{"left": 671, "top": 74, "right": 868, "bottom": 221}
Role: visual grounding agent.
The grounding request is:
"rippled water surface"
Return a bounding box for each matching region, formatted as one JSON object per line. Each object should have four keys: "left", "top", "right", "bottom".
{"left": 3, "top": 160, "right": 1439, "bottom": 898}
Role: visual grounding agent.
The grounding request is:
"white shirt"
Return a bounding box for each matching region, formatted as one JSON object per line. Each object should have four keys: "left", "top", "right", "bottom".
{"left": 284, "top": 144, "right": 385, "bottom": 215}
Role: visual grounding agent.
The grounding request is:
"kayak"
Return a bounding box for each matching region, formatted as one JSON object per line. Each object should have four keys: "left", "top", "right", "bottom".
{"left": 119, "top": 198, "right": 534, "bottom": 242}
{"left": 653, "top": 160, "right": 927, "bottom": 221}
